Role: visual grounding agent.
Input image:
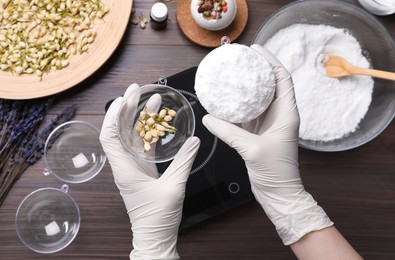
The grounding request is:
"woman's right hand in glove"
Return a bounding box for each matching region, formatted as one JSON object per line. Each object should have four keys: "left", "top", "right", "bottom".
{"left": 202, "top": 45, "right": 362, "bottom": 260}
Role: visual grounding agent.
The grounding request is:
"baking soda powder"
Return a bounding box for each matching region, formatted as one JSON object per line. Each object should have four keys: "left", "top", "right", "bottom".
{"left": 264, "top": 24, "right": 374, "bottom": 142}
{"left": 358, "top": 0, "right": 395, "bottom": 16}
{"left": 195, "top": 44, "right": 275, "bottom": 123}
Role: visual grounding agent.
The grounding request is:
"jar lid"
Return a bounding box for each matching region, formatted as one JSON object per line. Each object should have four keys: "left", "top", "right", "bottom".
{"left": 151, "top": 2, "right": 168, "bottom": 22}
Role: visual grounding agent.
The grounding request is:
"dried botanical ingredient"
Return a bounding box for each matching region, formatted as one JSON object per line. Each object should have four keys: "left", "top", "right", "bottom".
{"left": 197, "top": 0, "right": 228, "bottom": 20}
{"left": 130, "top": 9, "right": 148, "bottom": 29}
{"left": 134, "top": 107, "right": 177, "bottom": 151}
{"left": 0, "top": 0, "right": 110, "bottom": 78}
{"left": 0, "top": 98, "right": 77, "bottom": 206}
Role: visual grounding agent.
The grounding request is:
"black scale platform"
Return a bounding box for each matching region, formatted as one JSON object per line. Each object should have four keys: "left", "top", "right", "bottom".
{"left": 106, "top": 67, "right": 253, "bottom": 230}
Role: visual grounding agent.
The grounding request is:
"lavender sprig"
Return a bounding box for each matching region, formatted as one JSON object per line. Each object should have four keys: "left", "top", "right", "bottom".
{"left": 0, "top": 100, "right": 77, "bottom": 207}
{"left": 10, "top": 101, "right": 49, "bottom": 143}
{"left": 21, "top": 104, "right": 77, "bottom": 166}
{"left": 0, "top": 99, "right": 52, "bottom": 170}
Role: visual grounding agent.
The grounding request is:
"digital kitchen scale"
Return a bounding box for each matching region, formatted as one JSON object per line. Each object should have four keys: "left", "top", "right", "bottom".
{"left": 105, "top": 67, "right": 254, "bottom": 230}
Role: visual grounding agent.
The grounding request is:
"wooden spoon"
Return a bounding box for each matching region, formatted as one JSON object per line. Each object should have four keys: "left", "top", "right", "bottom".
{"left": 323, "top": 53, "right": 395, "bottom": 81}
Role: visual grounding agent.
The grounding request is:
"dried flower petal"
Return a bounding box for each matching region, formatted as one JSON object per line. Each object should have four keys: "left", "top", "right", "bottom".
{"left": 0, "top": 0, "right": 110, "bottom": 78}
{"left": 133, "top": 106, "right": 177, "bottom": 151}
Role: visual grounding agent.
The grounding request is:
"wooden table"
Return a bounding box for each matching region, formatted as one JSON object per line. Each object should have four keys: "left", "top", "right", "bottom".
{"left": 1, "top": 0, "right": 395, "bottom": 259}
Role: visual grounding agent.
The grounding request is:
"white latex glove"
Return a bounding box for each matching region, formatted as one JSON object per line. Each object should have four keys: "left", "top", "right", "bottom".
{"left": 100, "top": 83, "right": 201, "bottom": 259}
{"left": 202, "top": 45, "right": 333, "bottom": 245}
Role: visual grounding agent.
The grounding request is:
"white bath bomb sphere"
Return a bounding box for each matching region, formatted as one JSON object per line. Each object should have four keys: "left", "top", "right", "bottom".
{"left": 190, "top": 0, "right": 237, "bottom": 31}
{"left": 195, "top": 44, "right": 276, "bottom": 123}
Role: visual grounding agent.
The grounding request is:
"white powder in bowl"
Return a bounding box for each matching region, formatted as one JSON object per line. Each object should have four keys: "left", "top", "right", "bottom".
{"left": 195, "top": 44, "right": 275, "bottom": 123}
{"left": 264, "top": 24, "right": 374, "bottom": 142}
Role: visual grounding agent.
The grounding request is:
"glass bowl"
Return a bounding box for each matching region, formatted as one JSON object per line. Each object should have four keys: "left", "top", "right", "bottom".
{"left": 252, "top": 0, "right": 395, "bottom": 152}
{"left": 15, "top": 185, "right": 80, "bottom": 254}
{"left": 43, "top": 121, "right": 106, "bottom": 183}
{"left": 117, "top": 84, "right": 195, "bottom": 163}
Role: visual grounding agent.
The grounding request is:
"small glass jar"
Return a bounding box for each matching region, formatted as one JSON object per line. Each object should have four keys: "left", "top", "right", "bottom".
{"left": 358, "top": 0, "right": 395, "bottom": 16}
{"left": 150, "top": 2, "right": 168, "bottom": 30}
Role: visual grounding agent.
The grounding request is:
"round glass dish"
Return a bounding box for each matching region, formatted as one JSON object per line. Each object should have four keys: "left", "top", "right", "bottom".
{"left": 117, "top": 84, "right": 195, "bottom": 163}
{"left": 43, "top": 121, "right": 106, "bottom": 183}
{"left": 15, "top": 185, "right": 80, "bottom": 254}
{"left": 252, "top": 0, "right": 395, "bottom": 152}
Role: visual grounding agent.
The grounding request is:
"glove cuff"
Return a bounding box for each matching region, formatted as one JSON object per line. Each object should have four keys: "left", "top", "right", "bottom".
{"left": 130, "top": 252, "right": 179, "bottom": 260}
{"left": 129, "top": 229, "right": 179, "bottom": 260}
{"left": 274, "top": 202, "right": 333, "bottom": 245}
{"left": 252, "top": 185, "right": 334, "bottom": 245}
{"left": 129, "top": 238, "right": 179, "bottom": 260}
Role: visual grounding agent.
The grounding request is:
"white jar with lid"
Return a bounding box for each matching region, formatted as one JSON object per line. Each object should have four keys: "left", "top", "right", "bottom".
{"left": 358, "top": 0, "right": 395, "bottom": 15}
{"left": 150, "top": 2, "right": 168, "bottom": 30}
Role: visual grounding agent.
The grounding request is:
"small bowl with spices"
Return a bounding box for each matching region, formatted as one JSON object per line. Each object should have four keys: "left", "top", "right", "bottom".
{"left": 190, "top": 0, "right": 237, "bottom": 31}
{"left": 117, "top": 83, "right": 195, "bottom": 163}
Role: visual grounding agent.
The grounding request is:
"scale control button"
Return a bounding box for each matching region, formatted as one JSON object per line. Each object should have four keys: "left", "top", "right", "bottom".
{"left": 228, "top": 182, "right": 240, "bottom": 194}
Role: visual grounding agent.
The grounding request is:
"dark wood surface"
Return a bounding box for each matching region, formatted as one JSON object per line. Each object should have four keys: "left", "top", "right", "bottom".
{"left": 1, "top": 0, "right": 395, "bottom": 259}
